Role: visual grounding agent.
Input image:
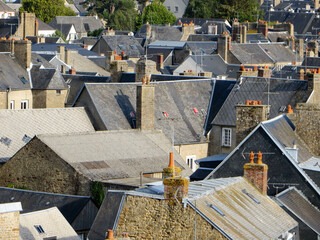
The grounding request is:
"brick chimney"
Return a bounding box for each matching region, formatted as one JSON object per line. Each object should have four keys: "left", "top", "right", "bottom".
{"left": 244, "top": 151, "right": 268, "bottom": 195}
{"left": 156, "top": 54, "right": 164, "bottom": 71}
{"left": 163, "top": 153, "right": 189, "bottom": 201}
{"left": 237, "top": 66, "right": 258, "bottom": 79}
{"left": 217, "top": 32, "right": 230, "bottom": 62}
{"left": 258, "top": 66, "right": 272, "bottom": 78}
{"left": 136, "top": 78, "right": 155, "bottom": 130}
{"left": 236, "top": 101, "right": 269, "bottom": 144}
{"left": 163, "top": 152, "right": 181, "bottom": 179}
{"left": 69, "top": 66, "right": 76, "bottom": 75}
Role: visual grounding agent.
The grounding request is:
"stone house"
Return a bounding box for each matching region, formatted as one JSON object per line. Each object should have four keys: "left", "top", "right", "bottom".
{"left": 0, "top": 202, "right": 21, "bottom": 240}
{"left": 208, "top": 75, "right": 312, "bottom": 156}
{"left": 0, "top": 186, "right": 98, "bottom": 239}
{"left": 0, "top": 130, "right": 191, "bottom": 196}
{"left": 88, "top": 159, "right": 297, "bottom": 240}
{"left": 73, "top": 79, "right": 215, "bottom": 170}
{"left": 0, "top": 1, "right": 15, "bottom": 19}
{"left": 163, "top": 0, "right": 189, "bottom": 18}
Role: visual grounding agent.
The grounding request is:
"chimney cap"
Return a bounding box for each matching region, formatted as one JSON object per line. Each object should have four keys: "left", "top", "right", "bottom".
{"left": 257, "top": 151, "right": 262, "bottom": 164}
{"left": 249, "top": 151, "right": 254, "bottom": 163}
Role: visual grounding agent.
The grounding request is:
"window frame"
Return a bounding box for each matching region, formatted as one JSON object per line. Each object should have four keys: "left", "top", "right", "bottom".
{"left": 9, "top": 100, "right": 14, "bottom": 109}
{"left": 21, "top": 100, "right": 29, "bottom": 109}
{"left": 186, "top": 155, "right": 196, "bottom": 171}
{"left": 222, "top": 128, "right": 232, "bottom": 147}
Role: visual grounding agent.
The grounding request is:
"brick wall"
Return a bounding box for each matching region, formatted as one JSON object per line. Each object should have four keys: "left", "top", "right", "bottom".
{"left": 116, "top": 195, "right": 227, "bottom": 240}
{"left": 0, "top": 211, "right": 20, "bottom": 239}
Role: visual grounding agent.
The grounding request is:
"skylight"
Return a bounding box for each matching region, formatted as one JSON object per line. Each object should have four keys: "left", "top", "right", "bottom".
{"left": 208, "top": 204, "right": 225, "bottom": 216}
{"left": 34, "top": 225, "right": 45, "bottom": 234}
{"left": 242, "top": 189, "right": 260, "bottom": 204}
{"left": 0, "top": 137, "right": 11, "bottom": 147}
{"left": 20, "top": 77, "right": 28, "bottom": 84}
{"left": 22, "top": 134, "right": 32, "bottom": 144}
{"left": 130, "top": 45, "right": 138, "bottom": 50}
{"left": 118, "top": 45, "right": 126, "bottom": 50}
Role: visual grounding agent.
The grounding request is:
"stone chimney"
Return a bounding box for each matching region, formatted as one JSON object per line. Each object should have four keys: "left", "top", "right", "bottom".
{"left": 307, "top": 40, "right": 319, "bottom": 57}
{"left": 163, "top": 152, "right": 181, "bottom": 179}
{"left": 274, "top": 0, "right": 280, "bottom": 7}
{"left": 0, "top": 39, "right": 32, "bottom": 69}
{"left": 65, "top": 49, "right": 71, "bottom": 65}
{"left": 315, "top": 0, "right": 319, "bottom": 9}
{"left": 136, "top": 78, "right": 154, "bottom": 130}
{"left": 20, "top": 12, "right": 37, "bottom": 38}
{"left": 57, "top": 45, "right": 65, "bottom": 62}
{"left": 258, "top": 21, "right": 268, "bottom": 38}
{"left": 237, "top": 66, "right": 258, "bottom": 79}
{"left": 163, "top": 153, "right": 189, "bottom": 202}
{"left": 156, "top": 54, "right": 164, "bottom": 71}
{"left": 146, "top": 22, "right": 151, "bottom": 39}
{"left": 232, "top": 21, "right": 247, "bottom": 44}
{"left": 258, "top": 66, "right": 272, "bottom": 78}
{"left": 181, "top": 21, "right": 195, "bottom": 41}
{"left": 236, "top": 101, "right": 269, "bottom": 144}
{"left": 244, "top": 151, "right": 268, "bottom": 195}
{"left": 217, "top": 32, "right": 230, "bottom": 62}
{"left": 110, "top": 61, "right": 129, "bottom": 82}
{"left": 298, "top": 69, "right": 305, "bottom": 80}
{"left": 135, "top": 58, "right": 158, "bottom": 82}
{"left": 296, "top": 38, "right": 304, "bottom": 59}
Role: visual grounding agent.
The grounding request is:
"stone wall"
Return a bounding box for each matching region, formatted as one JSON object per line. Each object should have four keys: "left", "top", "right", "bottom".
{"left": 288, "top": 103, "right": 320, "bottom": 156}
{"left": 0, "top": 138, "right": 91, "bottom": 196}
{"left": 32, "top": 89, "right": 67, "bottom": 108}
{"left": 7, "top": 90, "right": 33, "bottom": 109}
{"left": 174, "top": 142, "right": 209, "bottom": 167}
{"left": 208, "top": 125, "right": 236, "bottom": 155}
{"left": 0, "top": 211, "right": 20, "bottom": 239}
{"left": 116, "top": 195, "right": 227, "bottom": 240}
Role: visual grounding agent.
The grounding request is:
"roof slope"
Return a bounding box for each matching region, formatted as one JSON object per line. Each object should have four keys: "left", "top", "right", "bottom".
{"left": 36, "top": 130, "right": 192, "bottom": 181}
{"left": 0, "top": 1, "right": 15, "bottom": 12}
{"left": 31, "top": 65, "right": 67, "bottom": 90}
{"left": 0, "top": 108, "right": 94, "bottom": 162}
{"left": 277, "top": 187, "right": 320, "bottom": 235}
{"left": 212, "top": 77, "right": 311, "bottom": 126}
{"left": 78, "top": 80, "right": 213, "bottom": 145}
{"left": 230, "top": 43, "right": 274, "bottom": 64}
{"left": 0, "top": 187, "right": 95, "bottom": 225}
{"left": 20, "top": 207, "right": 79, "bottom": 240}
{"left": 49, "top": 16, "right": 103, "bottom": 33}
{"left": 135, "top": 24, "right": 183, "bottom": 42}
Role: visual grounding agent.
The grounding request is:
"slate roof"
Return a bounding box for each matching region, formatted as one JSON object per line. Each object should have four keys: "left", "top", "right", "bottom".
{"left": 0, "top": 187, "right": 97, "bottom": 228}
{"left": 246, "top": 33, "right": 268, "bottom": 43}
{"left": 73, "top": 0, "right": 88, "bottom": 15}
{"left": 49, "top": 16, "right": 103, "bottom": 34}
{"left": 175, "top": 18, "right": 229, "bottom": 28}
{"left": 0, "top": 108, "right": 94, "bottom": 162}
{"left": 187, "top": 34, "right": 218, "bottom": 41}
{"left": 0, "top": 17, "right": 19, "bottom": 37}
{"left": 276, "top": 187, "right": 320, "bottom": 235}
{"left": 189, "top": 167, "right": 213, "bottom": 181}
{"left": 93, "top": 177, "right": 297, "bottom": 240}
{"left": 196, "top": 21, "right": 229, "bottom": 35}
{"left": 148, "top": 40, "right": 186, "bottom": 49}
{"left": 31, "top": 53, "right": 54, "bottom": 68}
{"left": 36, "top": 17, "right": 55, "bottom": 31}
{"left": 36, "top": 130, "right": 192, "bottom": 181}
{"left": 135, "top": 24, "right": 183, "bottom": 42}
{"left": 230, "top": 43, "right": 274, "bottom": 64}
{"left": 20, "top": 207, "right": 79, "bottom": 240}
{"left": 163, "top": 0, "right": 189, "bottom": 18}
{"left": 31, "top": 65, "right": 67, "bottom": 90}
{"left": 267, "top": 31, "right": 289, "bottom": 43}
{"left": 0, "top": 53, "right": 31, "bottom": 90}
{"left": 259, "top": 43, "right": 300, "bottom": 63}
{"left": 62, "top": 74, "right": 110, "bottom": 106}
{"left": 103, "top": 35, "right": 144, "bottom": 57}
{"left": 212, "top": 77, "right": 311, "bottom": 126}
{"left": 302, "top": 57, "right": 320, "bottom": 67}
{"left": 75, "top": 80, "right": 214, "bottom": 145}
{"left": 186, "top": 41, "right": 217, "bottom": 54}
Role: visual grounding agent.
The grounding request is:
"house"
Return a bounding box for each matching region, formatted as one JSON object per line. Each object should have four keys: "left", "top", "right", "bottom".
{"left": 30, "top": 65, "right": 68, "bottom": 108}
{"left": 163, "top": 0, "right": 189, "bottom": 18}
{"left": 73, "top": 79, "right": 214, "bottom": 167}
{"left": 91, "top": 35, "right": 144, "bottom": 61}
{"left": 0, "top": 187, "right": 98, "bottom": 239}
{"left": 37, "top": 18, "right": 56, "bottom": 37}
{"left": 20, "top": 207, "right": 80, "bottom": 240}
{"left": 276, "top": 187, "right": 320, "bottom": 240}
{"left": 0, "top": 107, "right": 94, "bottom": 164}
{"left": 207, "top": 114, "right": 320, "bottom": 210}
{"left": 208, "top": 75, "right": 312, "bottom": 155}
{"left": 88, "top": 159, "right": 297, "bottom": 240}
{"left": 0, "top": 130, "right": 192, "bottom": 195}
{"left": 49, "top": 16, "right": 104, "bottom": 39}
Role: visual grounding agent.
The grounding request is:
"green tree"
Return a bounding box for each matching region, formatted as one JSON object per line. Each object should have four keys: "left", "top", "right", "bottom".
{"left": 137, "top": 1, "right": 176, "bottom": 29}
{"left": 184, "top": 0, "right": 261, "bottom": 22}
{"left": 20, "top": 0, "right": 76, "bottom": 23}
{"left": 91, "top": 181, "right": 105, "bottom": 207}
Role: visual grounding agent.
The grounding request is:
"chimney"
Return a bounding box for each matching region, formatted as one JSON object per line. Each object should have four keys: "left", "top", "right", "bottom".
{"left": 163, "top": 153, "right": 189, "bottom": 201}
{"left": 297, "top": 38, "right": 304, "bottom": 59}
{"left": 69, "top": 66, "right": 76, "bottom": 75}
{"left": 135, "top": 58, "right": 159, "bottom": 82}
{"left": 241, "top": 25, "right": 247, "bottom": 44}
{"left": 258, "top": 21, "right": 268, "bottom": 38}
{"left": 106, "top": 51, "right": 116, "bottom": 71}
{"left": 181, "top": 21, "right": 195, "bottom": 41}
{"left": 146, "top": 22, "right": 151, "bottom": 39}
{"left": 35, "top": 19, "right": 38, "bottom": 36}
{"left": 237, "top": 65, "right": 258, "bottom": 79}
{"left": 236, "top": 101, "right": 269, "bottom": 144}
{"left": 163, "top": 152, "right": 181, "bottom": 179}
{"left": 156, "top": 54, "right": 164, "bottom": 71}
{"left": 65, "top": 49, "right": 71, "bottom": 65}
{"left": 106, "top": 229, "right": 114, "bottom": 239}
{"left": 315, "top": 0, "right": 319, "bottom": 9}
{"left": 20, "top": 12, "right": 36, "bottom": 38}
{"left": 306, "top": 69, "right": 320, "bottom": 95}
{"left": 13, "top": 39, "right": 31, "bottom": 69}
{"left": 244, "top": 151, "right": 268, "bottom": 195}
{"left": 136, "top": 78, "right": 155, "bottom": 130}
{"left": 308, "top": 40, "right": 319, "bottom": 57}
{"left": 258, "top": 66, "right": 272, "bottom": 78}
{"left": 273, "top": 0, "right": 280, "bottom": 7}
{"left": 298, "top": 69, "right": 305, "bottom": 80}
{"left": 217, "top": 32, "right": 230, "bottom": 62}
{"left": 57, "top": 45, "right": 65, "bottom": 62}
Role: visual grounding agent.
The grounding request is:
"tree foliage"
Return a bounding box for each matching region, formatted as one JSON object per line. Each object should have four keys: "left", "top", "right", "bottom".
{"left": 184, "top": 0, "right": 262, "bottom": 22}
{"left": 137, "top": 2, "right": 176, "bottom": 29}
{"left": 21, "top": 0, "right": 76, "bottom": 23}
{"left": 91, "top": 181, "right": 105, "bottom": 207}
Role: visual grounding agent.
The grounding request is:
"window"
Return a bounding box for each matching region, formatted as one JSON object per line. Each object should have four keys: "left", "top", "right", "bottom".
{"left": 222, "top": 128, "right": 232, "bottom": 147}
{"left": 56, "top": 90, "right": 61, "bottom": 95}
{"left": 175, "top": 6, "right": 179, "bottom": 12}
{"left": 21, "top": 100, "right": 28, "bottom": 109}
{"left": 167, "top": 6, "right": 170, "bottom": 11}
{"left": 34, "top": 225, "right": 45, "bottom": 234}
{"left": 186, "top": 155, "right": 196, "bottom": 171}
{"left": 9, "top": 100, "right": 14, "bottom": 109}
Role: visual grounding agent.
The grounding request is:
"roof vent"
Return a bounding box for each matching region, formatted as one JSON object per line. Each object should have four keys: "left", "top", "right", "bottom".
{"left": 208, "top": 204, "right": 225, "bottom": 216}
{"left": 22, "top": 134, "right": 32, "bottom": 143}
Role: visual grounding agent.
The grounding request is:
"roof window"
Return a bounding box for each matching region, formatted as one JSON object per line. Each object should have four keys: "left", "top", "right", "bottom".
{"left": 242, "top": 189, "right": 260, "bottom": 204}
{"left": 34, "top": 225, "right": 45, "bottom": 234}
{"left": 118, "top": 45, "right": 126, "bottom": 50}
{"left": 208, "top": 204, "right": 225, "bottom": 216}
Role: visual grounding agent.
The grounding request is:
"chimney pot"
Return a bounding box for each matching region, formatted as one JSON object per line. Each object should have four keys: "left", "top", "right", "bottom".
{"left": 106, "top": 229, "right": 114, "bottom": 239}
{"left": 169, "top": 152, "right": 174, "bottom": 168}
{"left": 257, "top": 151, "right": 263, "bottom": 164}
{"left": 249, "top": 151, "right": 254, "bottom": 163}
{"left": 287, "top": 105, "right": 293, "bottom": 113}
